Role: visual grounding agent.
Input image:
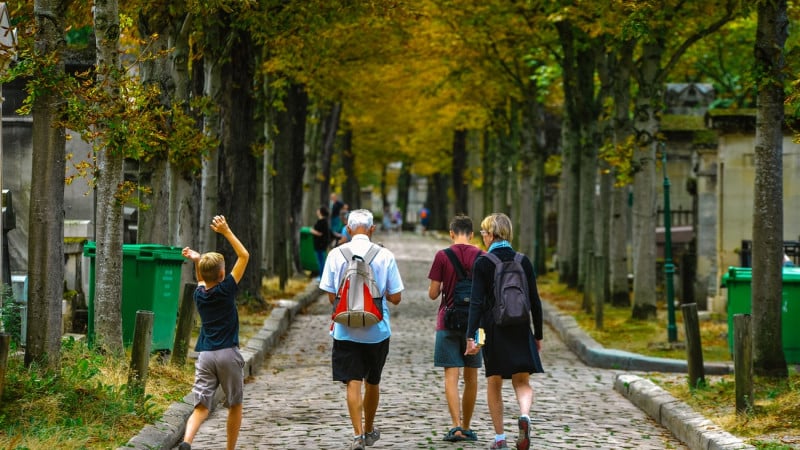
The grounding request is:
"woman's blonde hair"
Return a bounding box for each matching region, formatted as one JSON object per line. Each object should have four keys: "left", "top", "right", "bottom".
{"left": 481, "top": 213, "right": 513, "bottom": 242}
{"left": 198, "top": 252, "right": 225, "bottom": 282}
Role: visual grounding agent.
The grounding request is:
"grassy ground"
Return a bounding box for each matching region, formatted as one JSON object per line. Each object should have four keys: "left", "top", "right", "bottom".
{"left": 537, "top": 272, "right": 800, "bottom": 450}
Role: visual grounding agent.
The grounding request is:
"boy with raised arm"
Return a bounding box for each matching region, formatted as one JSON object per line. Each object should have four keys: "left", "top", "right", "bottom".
{"left": 177, "top": 215, "right": 250, "bottom": 450}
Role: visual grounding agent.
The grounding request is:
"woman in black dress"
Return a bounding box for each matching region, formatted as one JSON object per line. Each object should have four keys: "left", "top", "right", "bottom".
{"left": 465, "top": 213, "right": 544, "bottom": 450}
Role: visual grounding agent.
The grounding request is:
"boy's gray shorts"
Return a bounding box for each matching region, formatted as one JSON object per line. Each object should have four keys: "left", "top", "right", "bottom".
{"left": 192, "top": 346, "right": 245, "bottom": 409}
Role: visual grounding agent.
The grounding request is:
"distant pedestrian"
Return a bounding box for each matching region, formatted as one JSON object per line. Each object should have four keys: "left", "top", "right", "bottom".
{"left": 427, "top": 215, "right": 483, "bottom": 442}
{"left": 330, "top": 193, "right": 345, "bottom": 236}
{"left": 465, "top": 213, "right": 544, "bottom": 450}
{"left": 336, "top": 204, "right": 351, "bottom": 246}
{"left": 309, "top": 205, "right": 331, "bottom": 279}
{"left": 393, "top": 208, "right": 403, "bottom": 232}
{"left": 382, "top": 205, "right": 392, "bottom": 232}
{"left": 319, "top": 209, "right": 405, "bottom": 450}
{"left": 178, "top": 215, "right": 250, "bottom": 450}
{"left": 419, "top": 205, "right": 431, "bottom": 235}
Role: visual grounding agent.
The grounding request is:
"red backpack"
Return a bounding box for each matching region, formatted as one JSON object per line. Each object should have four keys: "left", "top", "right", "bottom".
{"left": 332, "top": 245, "right": 384, "bottom": 327}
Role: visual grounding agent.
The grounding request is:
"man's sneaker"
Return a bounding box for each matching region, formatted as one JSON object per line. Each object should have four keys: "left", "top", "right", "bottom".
{"left": 350, "top": 435, "right": 365, "bottom": 450}
{"left": 364, "top": 429, "right": 380, "bottom": 446}
{"left": 489, "top": 439, "right": 508, "bottom": 449}
{"left": 517, "top": 416, "right": 531, "bottom": 450}
{"left": 177, "top": 443, "right": 191, "bottom": 450}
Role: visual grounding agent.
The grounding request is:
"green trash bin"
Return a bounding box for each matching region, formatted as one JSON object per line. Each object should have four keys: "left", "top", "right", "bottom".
{"left": 300, "top": 226, "right": 319, "bottom": 273}
{"left": 83, "top": 242, "right": 185, "bottom": 351}
{"left": 722, "top": 266, "right": 800, "bottom": 363}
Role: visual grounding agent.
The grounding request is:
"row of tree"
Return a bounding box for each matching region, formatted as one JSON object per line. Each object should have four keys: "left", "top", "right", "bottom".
{"left": 11, "top": 0, "right": 797, "bottom": 380}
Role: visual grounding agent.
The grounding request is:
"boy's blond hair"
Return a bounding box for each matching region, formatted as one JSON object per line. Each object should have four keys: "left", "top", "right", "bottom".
{"left": 198, "top": 252, "right": 225, "bottom": 282}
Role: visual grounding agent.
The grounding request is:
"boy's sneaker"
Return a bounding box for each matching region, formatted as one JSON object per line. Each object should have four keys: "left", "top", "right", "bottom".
{"left": 350, "top": 435, "right": 365, "bottom": 450}
{"left": 489, "top": 439, "right": 508, "bottom": 449}
{"left": 364, "top": 429, "right": 380, "bottom": 446}
{"left": 517, "top": 416, "right": 531, "bottom": 450}
{"left": 177, "top": 443, "right": 191, "bottom": 450}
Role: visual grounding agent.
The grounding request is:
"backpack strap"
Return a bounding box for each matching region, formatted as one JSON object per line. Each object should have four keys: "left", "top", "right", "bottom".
{"left": 339, "top": 246, "right": 354, "bottom": 261}
{"left": 443, "top": 248, "right": 468, "bottom": 281}
{"left": 363, "top": 244, "right": 382, "bottom": 263}
{"left": 483, "top": 251, "right": 501, "bottom": 266}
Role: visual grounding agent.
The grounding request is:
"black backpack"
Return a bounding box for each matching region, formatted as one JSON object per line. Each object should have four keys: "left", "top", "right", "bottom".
{"left": 442, "top": 248, "right": 472, "bottom": 331}
{"left": 483, "top": 252, "right": 530, "bottom": 326}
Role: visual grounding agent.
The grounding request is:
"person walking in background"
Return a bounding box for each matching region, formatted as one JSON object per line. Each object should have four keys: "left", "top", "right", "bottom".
{"left": 319, "top": 209, "right": 405, "bottom": 450}
{"left": 419, "top": 204, "right": 431, "bottom": 235}
{"left": 427, "top": 215, "right": 483, "bottom": 442}
{"left": 382, "top": 205, "right": 392, "bottom": 232}
{"left": 465, "top": 213, "right": 544, "bottom": 450}
{"left": 331, "top": 193, "right": 345, "bottom": 236}
{"left": 310, "top": 206, "right": 331, "bottom": 281}
{"left": 337, "top": 204, "right": 352, "bottom": 246}
{"left": 177, "top": 215, "right": 250, "bottom": 450}
{"left": 392, "top": 208, "right": 403, "bottom": 233}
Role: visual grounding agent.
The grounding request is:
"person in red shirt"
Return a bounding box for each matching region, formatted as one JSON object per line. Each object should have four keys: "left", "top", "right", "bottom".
{"left": 427, "top": 215, "right": 483, "bottom": 442}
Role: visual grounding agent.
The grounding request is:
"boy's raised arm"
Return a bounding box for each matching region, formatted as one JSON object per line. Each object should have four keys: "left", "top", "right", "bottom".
{"left": 210, "top": 215, "right": 250, "bottom": 283}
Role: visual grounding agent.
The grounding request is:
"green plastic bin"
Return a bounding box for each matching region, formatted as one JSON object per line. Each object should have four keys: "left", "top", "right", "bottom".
{"left": 722, "top": 266, "right": 800, "bottom": 363}
{"left": 300, "top": 226, "right": 319, "bottom": 272}
{"left": 83, "top": 242, "right": 185, "bottom": 351}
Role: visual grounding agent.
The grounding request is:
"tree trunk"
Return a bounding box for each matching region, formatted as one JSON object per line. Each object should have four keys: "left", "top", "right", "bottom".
{"left": 341, "top": 130, "right": 360, "bottom": 209}
{"left": 630, "top": 41, "right": 661, "bottom": 320}
{"left": 168, "top": 15, "right": 200, "bottom": 292}
{"left": 271, "top": 83, "right": 307, "bottom": 286}
{"left": 481, "top": 129, "right": 495, "bottom": 217}
{"left": 218, "top": 31, "right": 262, "bottom": 298}
{"left": 452, "top": 129, "right": 468, "bottom": 215}
{"left": 302, "top": 108, "right": 322, "bottom": 226}
{"left": 609, "top": 40, "right": 635, "bottom": 308}
{"left": 136, "top": 18, "right": 171, "bottom": 245}
{"left": 201, "top": 57, "right": 222, "bottom": 253}
{"left": 319, "top": 102, "right": 341, "bottom": 208}
{"left": 556, "top": 21, "right": 581, "bottom": 288}
{"left": 25, "top": 0, "right": 68, "bottom": 369}
{"left": 93, "top": 0, "right": 125, "bottom": 354}
{"left": 751, "top": 0, "right": 788, "bottom": 378}
{"left": 428, "top": 172, "right": 449, "bottom": 232}
{"left": 289, "top": 85, "right": 308, "bottom": 274}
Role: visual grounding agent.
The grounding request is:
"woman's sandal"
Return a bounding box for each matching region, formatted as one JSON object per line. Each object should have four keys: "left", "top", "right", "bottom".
{"left": 460, "top": 429, "right": 478, "bottom": 441}
{"left": 443, "top": 427, "right": 465, "bottom": 442}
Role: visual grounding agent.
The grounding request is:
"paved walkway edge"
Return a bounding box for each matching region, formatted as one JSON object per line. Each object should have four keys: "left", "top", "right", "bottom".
{"left": 614, "top": 375, "right": 754, "bottom": 450}
{"left": 118, "top": 282, "right": 324, "bottom": 450}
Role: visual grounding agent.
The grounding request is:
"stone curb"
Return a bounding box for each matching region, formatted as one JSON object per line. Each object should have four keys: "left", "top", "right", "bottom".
{"left": 118, "top": 281, "right": 324, "bottom": 450}
{"left": 614, "top": 375, "right": 755, "bottom": 450}
{"left": 542, "top": 301, "right": 734, "bottom": 375}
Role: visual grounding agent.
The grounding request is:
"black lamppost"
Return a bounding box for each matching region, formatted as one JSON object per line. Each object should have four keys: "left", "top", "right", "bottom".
{"left": 662, "top": 142, "right": 678, "bottom": 342}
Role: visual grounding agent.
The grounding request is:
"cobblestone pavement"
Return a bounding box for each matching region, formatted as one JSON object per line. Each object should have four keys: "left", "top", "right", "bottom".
{"left": 188, "top": 231, "right": 687, "bottom": 450}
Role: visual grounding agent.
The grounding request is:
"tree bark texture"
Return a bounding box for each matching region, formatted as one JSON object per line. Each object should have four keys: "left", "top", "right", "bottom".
{"left": 200, "top": 57, "right": 222, "bottom": 253}
{"left": 340, "top": 130, "right": 360, "bottom": 209}
{"left": 555, "top": 21, "right": 581, "bottom": 289}
{"left": 216, "top": 30, "right": 263, "bottom": 297}
{"left": 751, "top": 0, "right": 788, "bottom": 378}
{"left": 93, "top": 0, "right": 125, "bottom": 354}
{"left": 452, "top": 129, "right": 468, "bottom": 216}
{"left": 26, "top": 0, "right": 68, "bottom": 369}
{"left": 630, "top": 41, "right": 662, "bottom": 320}
{"left": 136, "top": 14, "right": 173, "bottom": 245}
{"left": 609, "top": 40, "right": 635, "bottom": 308}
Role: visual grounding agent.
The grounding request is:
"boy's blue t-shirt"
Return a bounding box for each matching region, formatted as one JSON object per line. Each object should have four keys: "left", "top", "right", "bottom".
{"left": 194, "top": 273, "right": 239, "bottom": 351}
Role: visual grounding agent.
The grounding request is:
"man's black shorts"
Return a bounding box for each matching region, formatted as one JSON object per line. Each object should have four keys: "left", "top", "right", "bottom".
{"left": 332, "top": 338, "right": 390, "bottom": 385}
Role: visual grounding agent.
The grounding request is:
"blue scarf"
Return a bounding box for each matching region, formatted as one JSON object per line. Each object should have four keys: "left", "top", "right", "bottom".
{"left": 488, "top": 240, "right": 512, "bottom": 252}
